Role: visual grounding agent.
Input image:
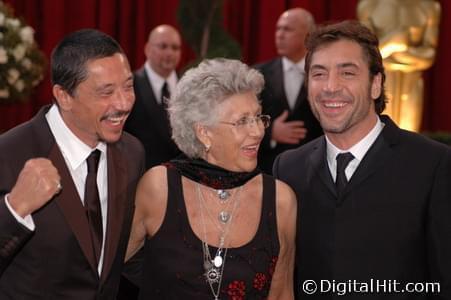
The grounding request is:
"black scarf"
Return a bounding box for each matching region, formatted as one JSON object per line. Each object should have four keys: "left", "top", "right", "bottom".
{"left": 164, "top": 155, "right": 260, "bottom": 189}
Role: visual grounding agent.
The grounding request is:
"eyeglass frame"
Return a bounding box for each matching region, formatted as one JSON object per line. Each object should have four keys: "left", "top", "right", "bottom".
{"left": 218, "top": 114, "right": 271, "bottom": 130}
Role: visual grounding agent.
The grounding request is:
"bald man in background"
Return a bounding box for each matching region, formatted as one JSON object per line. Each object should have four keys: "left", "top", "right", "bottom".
{"left": 255, "top": 8, "right": 322, "bottom": 174}
{"left": 125, "top": 25, "right": 182, "bottom": 170}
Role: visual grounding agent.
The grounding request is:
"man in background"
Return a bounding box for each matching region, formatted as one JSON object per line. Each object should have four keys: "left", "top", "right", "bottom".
{"left": 125, "top": 24, "right": 182, "bottom": 170}
{"left": 255, "top": 8, "right": 322, "bottom": 174}
{"left": 0, "top": 29, "right": 145, "bottom": 299}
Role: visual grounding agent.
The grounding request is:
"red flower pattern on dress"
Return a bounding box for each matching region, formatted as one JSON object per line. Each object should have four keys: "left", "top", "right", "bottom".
{"left": 268, "top": 256, "right": 278, "bottom": 277}
{"left": 226, "top": 280, "right": 246, "bottom": 300}
{"left": 253, "top": 272, "right": 267, "bottom": 290}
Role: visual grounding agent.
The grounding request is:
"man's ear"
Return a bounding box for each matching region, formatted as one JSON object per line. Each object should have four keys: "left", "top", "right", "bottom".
{"left": 371, "top": 73, "right": 382, "bottom": 100}
{"left": 52, "top": 85, "right": 72, "bottom": 111}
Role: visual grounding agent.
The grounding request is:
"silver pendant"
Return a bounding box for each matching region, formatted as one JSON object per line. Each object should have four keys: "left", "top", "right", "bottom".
{"left": 205, "top": 267, "right": 220, "bottom": 283}
{"left": 213, "top": 255, "right": 223, "bottom": 267}
{"left": 217, "top": 189, "right": 230, "bottom": 201}
{"left": 218, "top": 211, "right": 230, "bottom": 224}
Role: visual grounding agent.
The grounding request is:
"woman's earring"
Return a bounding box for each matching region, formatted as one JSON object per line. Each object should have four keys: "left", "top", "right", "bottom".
{"left": 205, "top": 144, "right": 211, "bottom": 153}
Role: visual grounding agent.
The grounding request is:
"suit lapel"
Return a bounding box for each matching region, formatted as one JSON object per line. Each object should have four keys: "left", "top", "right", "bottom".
{"left": 136, "top": 69, "right": 159, "bottom": 116}
{"left": 310, "top": 138, "right": 337, "bottom": 197}
{"left": 271, "top": 59, "right": 290, "bottom": 111}
{"left": 100, "top": 144, "right": 128, "bottom": 282}
{"left": 50, "top": 145, "right": 98, "bottom": 273}
{"left": 343, "top": 134, "right": 388, "bottom": 197}
{"left": 293, "top": 83, "right": 307, "bottom": 113}
{"left": 273, "top": 58, "right": 308, "bottom": 113}
{"left": 136, "top": 68, "right": 173, "bottom": 138}
{"left": 342, "top": 116, "right": 399, "bottom": 198}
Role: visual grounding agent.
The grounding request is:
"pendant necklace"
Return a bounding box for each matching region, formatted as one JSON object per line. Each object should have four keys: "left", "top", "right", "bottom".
{"left": 218, "top": 211, "right": 230, "bottom": 224}
{"left": 197, "top": 183, "right": 242, "bottom": 300}
{"left": 216, "top": 189, "right": 231, "bottom": 202}
{"left": 204, "top": 186, "right": 242, "bottom": 226}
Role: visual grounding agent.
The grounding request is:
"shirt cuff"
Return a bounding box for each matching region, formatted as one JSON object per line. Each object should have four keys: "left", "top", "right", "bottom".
{"left": 4, "top": 194, "right": 36, "bottom": 231}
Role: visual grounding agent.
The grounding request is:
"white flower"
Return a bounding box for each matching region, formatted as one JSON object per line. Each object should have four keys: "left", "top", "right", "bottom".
{"left": 21, "top": 57, "right": 32, "bottom": 69}
{"left": 15, "top": 80, "right": 25, "bottom": 92}
{"left": 6, "top": 17, "right": 20, "bottom": 28}
{"left": 19, "top": 26, "right": 35, "bottom": 44}
{"left": 7, "top": 68, "right": 20, "bottom": 84}
{"left": 12, "top": 44, "right": 27, "bottom": 61}
{"left": 0, "top": 89, "right": 9, "bottom": 98}
{"left": 0, "top": 47, "right": 7, "bottom": 64}
{"left": 0, "top": 2, "right": 45, "bottom": 102}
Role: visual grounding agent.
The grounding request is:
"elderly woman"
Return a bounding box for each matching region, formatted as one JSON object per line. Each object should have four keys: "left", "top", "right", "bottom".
{"left": 126, "top": 58, "right": 296, "bottom": 299}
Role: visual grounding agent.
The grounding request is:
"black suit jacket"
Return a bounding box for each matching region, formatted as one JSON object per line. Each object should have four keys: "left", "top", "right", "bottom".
{"left": 254, "top": 57, "right": 322, "bottom": 174}
{"left": 0, "top": 106, "right": 145, "bottom": 299}
{"left": 273, "top": 115, "right": 451, "bottom": 299}
{"left": 125, "top": 67, "right": 181, "bottom": 169}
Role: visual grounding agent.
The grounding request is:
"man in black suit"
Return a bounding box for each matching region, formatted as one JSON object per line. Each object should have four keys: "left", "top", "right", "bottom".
{"left": 255, "top": 8, "right": 322, "bottom": 174}
{"left": 0, "top": 29, "right": 145, "bottom": 299}
{"left": 125, "top": 24, "right": 182, "bottom": 170}
{"left": 273, "top": 21, "right": 451, "bottom": 299}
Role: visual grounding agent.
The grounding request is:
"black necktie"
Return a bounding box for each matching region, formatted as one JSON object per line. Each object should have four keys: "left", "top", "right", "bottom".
{"left": 84, "top": 149, "right": 103, "bottom": 265}
{"left": 161, "top": 81, "right": 170, "bottom": 106}
{"left": 335, "top": 152, "right": 354, "bottom": 198}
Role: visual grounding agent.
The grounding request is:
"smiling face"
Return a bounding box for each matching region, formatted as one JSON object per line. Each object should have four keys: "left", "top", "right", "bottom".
{"left": 54, "top": 53, "right": 135, "bottom": 147}
{"left": 307, "top": 39, "right": 382, "bottom": 147}
{"left": 199, "top": 92, "right": 264, "bottom": 172}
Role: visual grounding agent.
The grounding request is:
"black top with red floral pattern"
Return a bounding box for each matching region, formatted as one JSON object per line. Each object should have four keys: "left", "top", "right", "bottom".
{"left": 138, "top": 167, "right": 280, "bottom": 299}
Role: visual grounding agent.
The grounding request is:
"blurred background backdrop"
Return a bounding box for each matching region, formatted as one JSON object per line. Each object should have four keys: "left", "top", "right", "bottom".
{"left": 1, "top": 0, "right": 450, "bottom": 139}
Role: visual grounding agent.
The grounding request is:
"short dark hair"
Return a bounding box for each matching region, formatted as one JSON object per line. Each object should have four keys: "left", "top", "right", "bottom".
{"left": 51, "top": 29, "right": 124, "bottom": 96}
{"left": 304, "top": 20, "right": 386, "bottom": 114}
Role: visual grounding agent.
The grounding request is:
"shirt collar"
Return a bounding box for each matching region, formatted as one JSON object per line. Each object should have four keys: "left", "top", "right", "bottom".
{"left": 45, "top": 104, "right": 107, "bottom": 170}
{"left": 326, "top": 116, "right": 384, "bottom": 166}
{"left": 144, "top": 61, "right": 177, "bottom": 91}
{"left": 282, "top": 56, "right": 305, "bottom": 74}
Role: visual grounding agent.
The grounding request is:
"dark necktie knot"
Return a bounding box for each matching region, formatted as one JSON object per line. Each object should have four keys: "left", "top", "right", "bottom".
{"left": 161, "top": 81, "right": 170, "bottom": 104}
{"left": 335, "top": 152, "right": 354, "bottom": 199}
{"left": 87, "top": 149, "right": 101, "bottom": 174}
{"left": 336, "top": 152, "right": 354, "bottom": 173}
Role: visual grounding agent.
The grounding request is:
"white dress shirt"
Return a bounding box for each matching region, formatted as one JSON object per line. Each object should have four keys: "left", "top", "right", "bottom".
{"left": 144, "top": 62, "right": 177, "bottom": 104}
{"left": 4, "top": 194, "right": 35, "bottom": 230}
{"left": 282, "top": 57, "right": 305, "bottom": 110}
{"left": 326, "top": 117, "right": 384, "bottom": 182}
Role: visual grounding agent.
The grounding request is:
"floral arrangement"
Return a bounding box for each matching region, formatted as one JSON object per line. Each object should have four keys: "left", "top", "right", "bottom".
{"left": 0, "top": 1, "right": 46, "bottom": 103}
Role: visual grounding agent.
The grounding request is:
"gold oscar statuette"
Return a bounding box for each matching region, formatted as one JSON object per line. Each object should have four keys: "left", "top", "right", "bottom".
{"left": 358, "top": 0, "right": 441, "bottom": 132}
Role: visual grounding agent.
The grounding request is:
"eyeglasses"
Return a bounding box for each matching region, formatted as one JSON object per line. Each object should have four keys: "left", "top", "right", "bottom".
{"left": 219, "top": 114, "right": 271, "bottom": 130}
{"left": 151, "top": 43, "right": 181, "bottom": 51}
